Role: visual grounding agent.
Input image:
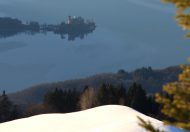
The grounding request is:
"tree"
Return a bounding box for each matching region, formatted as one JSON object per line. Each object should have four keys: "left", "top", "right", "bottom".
{"left": 0, "top": 91, "right": 20, "bottom": 123}
{"left": 43, "top": 88, "right": 80, "bottom": 113}
{"left": 162, "top": 0, "right": 190, "bottom": 37}
{"left": 117, "top": 84, "right": 127, "bottom": 105}
{"left": 139, "top": 0, "right": 190, "bottom": 131}
{"left": 95, "top": 84, "right": 126, "bottom": 106}
{"left": 155, "top": 0, "right": 190, "bottom": 130}
{"left": 126, "top": 83, "right": 148, "bottom": 113}
{"left": 138, "top": 116, "right": 164, "bottom": 132}
{"left": 146, "top": 95, "right": 161, "bottom": 119}
{"left": 79, "top": 86, "right": 95, "bottom": 110}
{"left": 43, "top": 88, "right": 64, "bottom": 112}
{"left": 0, "top": 91, "right": 12, "bottom": 122}
{"left": 139, "top": 66, "right": 190, "bottom": 131}
{"left": 156, "top": 65, "right": 190, "bottom": 130}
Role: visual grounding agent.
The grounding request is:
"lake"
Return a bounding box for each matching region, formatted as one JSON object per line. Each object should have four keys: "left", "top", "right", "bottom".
{"left": 0, "top": 0, "right": 190, "bottom": 92}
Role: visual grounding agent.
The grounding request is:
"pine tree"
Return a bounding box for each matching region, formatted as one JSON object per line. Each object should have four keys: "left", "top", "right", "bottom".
{"left": 95, "top": 83, "right": 110, "bottom": 106}
{"left": 43, "top": 88, "right": 64, "bottom": 112}
{"left": 95, "top": 83, "right": 126, "bottom": 106}
{"left": 126, "top": 83, "right": 148, "bottom": 113}
{"left": 138, "top": 116, "right": 164, "bottom": 132}
{"left": 162, "top": 0, "right": 190, "bottom": 37}
{"left": 117, "top": 84, "right": 126, "bottom": 105}
{"left": 43, "top": 88, "right": 80, "bottom": 113}
{"left": 0, "top": 91, "right": 12, "bottom": 122}
{"left": 156, "top": 65, "right": 190, "bottom": 130}
{"left": 139, "top": 0, "right": 190, "bottom": 131}
{"left": 0, "top": 91, "right": 19, "bottom": 123}
{"left": 156, "top": 0, "right": 190, "bottom": 130}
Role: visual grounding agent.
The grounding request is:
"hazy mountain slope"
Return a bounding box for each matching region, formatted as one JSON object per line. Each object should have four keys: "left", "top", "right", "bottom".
{"left": 0, "top": 105, "right": 182, "bottom": 132}
{"left": 9, "top": 66, "right": 181, "bottom": 105}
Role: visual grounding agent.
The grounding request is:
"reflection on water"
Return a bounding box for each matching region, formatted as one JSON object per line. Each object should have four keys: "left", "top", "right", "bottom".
{"left": 0, "top": 0, "right": 189, "bottom": 92}
{"left": 0, "top": 26, "right": 189, "bottom": 93}
{"left": 0, "top": 16, "right": 96, "bottom": 41}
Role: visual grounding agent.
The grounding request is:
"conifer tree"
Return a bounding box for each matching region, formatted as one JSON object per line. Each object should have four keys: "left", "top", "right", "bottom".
{"left": 126, "top": 83, "right": 147, "bottom": 113}
{"left": 162, "top": 0, "right": 190, "bottom": 37}
{"left": 0, "top": 91, "right": 12, "bottom": 122}
{"left": 0, "top": 91, "right": 19, "bottom": 123}
{"left": 43, "top": 88, "right": 80, "bottom": 113}
{"left": 157, "top": 0, "right": 190, "bottom": 130}
{"left": 156, "top": 65, "right": 190, "bottom": 130}
{"left": 95, "top": 83, "right": 126, "bottom": 106}
{"left": 139, "top": 0, "right": 190, "bottom": 131}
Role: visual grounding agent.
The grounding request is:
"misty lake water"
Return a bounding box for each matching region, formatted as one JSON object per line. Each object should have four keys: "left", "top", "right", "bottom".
{"left": 0, "top": 0, "right": 190, "bottom": 92}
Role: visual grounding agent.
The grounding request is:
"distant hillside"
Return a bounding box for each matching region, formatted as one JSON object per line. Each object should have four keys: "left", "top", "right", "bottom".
{"left": 9, "top": 66, "right": 181, "bottom": 105}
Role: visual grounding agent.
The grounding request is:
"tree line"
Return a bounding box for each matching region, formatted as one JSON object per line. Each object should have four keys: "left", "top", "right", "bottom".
{"left": 0, "top": 82, "right": 162, "bottom": 123}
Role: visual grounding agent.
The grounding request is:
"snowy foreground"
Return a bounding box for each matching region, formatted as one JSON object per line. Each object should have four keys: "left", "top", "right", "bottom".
{"left": 0, "top": 105, "right": 184, "bottom": 132}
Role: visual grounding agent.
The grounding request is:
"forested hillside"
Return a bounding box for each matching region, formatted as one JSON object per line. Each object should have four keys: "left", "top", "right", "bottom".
{"left": 9, "top": 66, "right": 181, "bottom": 105}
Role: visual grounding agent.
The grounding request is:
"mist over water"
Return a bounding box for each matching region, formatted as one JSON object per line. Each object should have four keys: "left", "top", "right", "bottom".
{"left": 0, "top": 0, "right": 190, "bottom": 92}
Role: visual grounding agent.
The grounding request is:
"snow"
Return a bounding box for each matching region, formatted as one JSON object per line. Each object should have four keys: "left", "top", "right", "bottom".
{"left": 0, "top": 105, "right": 183, "bottom": 132}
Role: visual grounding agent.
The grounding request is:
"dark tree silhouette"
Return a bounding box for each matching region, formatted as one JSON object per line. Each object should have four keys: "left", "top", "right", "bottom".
{"left": 43, "top": 88, "right": 80, "bottom": 113}
{"left": 95, "top": 84, "right": 126, "bottom": 106}
{"left": 126, "top": 83, "right": 147, "bottom": 113}
{"left": 0, "top": 91, "right": 20, "bottom": 123}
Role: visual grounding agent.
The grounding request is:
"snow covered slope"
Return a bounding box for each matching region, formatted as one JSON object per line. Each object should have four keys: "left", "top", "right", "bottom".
{"left": 0, "top": 105, "right": 183, "bottom": 132}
